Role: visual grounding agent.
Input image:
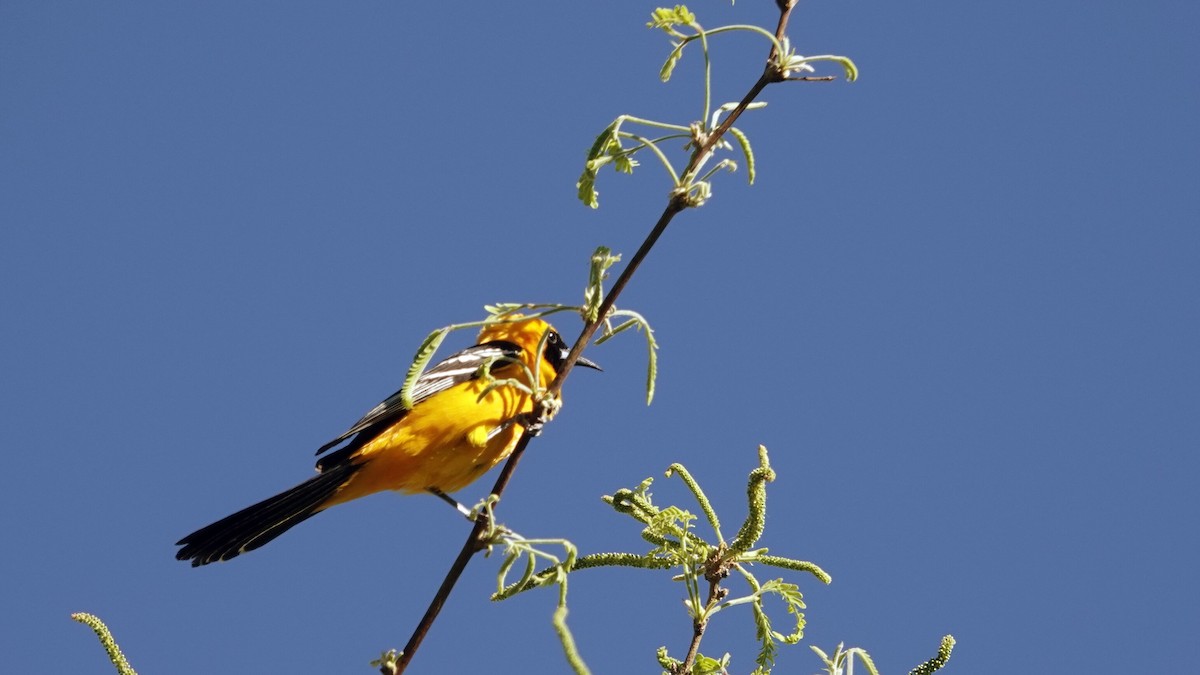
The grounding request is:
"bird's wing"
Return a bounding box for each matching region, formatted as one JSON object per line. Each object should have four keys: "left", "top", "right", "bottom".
{"left": 313, "top": 340, "right": 522, "bottom": 467}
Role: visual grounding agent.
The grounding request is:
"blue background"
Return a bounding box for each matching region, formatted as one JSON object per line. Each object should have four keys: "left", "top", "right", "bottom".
{"left": 3, "top": 2, "right": 1196, "bottom": 673}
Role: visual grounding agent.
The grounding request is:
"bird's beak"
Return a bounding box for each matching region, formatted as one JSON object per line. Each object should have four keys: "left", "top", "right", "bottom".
{"left": 576, "top": 355, "right": 603, "bottom": 372}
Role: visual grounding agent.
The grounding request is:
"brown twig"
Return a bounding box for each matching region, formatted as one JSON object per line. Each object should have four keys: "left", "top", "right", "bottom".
{"left": 675, "top": 577, "right": 727, "bottom": 675}
{"left": 391, "top": 197, "right": 684, "bottom": 675}
{"left": 674, "top": 545, "right": 738, "bottom": 675}
{"left": 391, "top": 434, "right": 533, "bottom": 673}
{"left": 392, "top": 2, "right": 804, "bottom": 671}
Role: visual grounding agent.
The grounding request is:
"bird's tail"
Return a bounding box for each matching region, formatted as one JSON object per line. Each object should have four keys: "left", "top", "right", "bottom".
{"left": 176, "top": 462, "right": 360, "bottom": 567}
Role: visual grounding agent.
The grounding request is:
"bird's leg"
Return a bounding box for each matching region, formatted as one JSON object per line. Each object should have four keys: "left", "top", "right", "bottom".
{"left": 427, "top": 487, "right": 473, "bottom": 520}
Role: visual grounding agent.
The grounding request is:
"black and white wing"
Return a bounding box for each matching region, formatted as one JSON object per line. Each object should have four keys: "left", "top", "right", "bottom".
{"left": 313, "top": 340, "right": 522, "bottom": 469}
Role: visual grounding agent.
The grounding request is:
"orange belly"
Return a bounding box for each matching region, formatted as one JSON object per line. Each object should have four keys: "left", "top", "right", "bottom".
{"left": 321, "top": 379, "right": 530, "bottom": 507}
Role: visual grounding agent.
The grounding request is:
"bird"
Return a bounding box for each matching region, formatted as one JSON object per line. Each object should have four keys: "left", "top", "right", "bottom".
{"left": 175, "top": 315, "right": 599, "bottom": 566}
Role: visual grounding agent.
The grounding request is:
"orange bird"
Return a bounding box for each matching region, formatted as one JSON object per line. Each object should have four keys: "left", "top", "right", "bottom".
{"left": 176, "top": 316, "right": 598, "bottom": 566}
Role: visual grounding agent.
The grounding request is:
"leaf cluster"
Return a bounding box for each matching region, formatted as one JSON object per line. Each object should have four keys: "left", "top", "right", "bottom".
{"left": 496, "top": 446, "right": 831, "bottom": 674}
{"left": 578, "top": 4, "right": 857, "bottom": 210}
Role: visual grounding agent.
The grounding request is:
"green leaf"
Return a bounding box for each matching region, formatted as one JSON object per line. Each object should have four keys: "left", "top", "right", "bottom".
{"left": 838, "top": 56, "right": 859, "bottom": 82}
{"left": 400, "top": 328, "right": 448, "bottom": 409}
{"left": 577, "top": 123, "right": 622, "bottom": 208}
{"left": 583, "top": 247, "right": 621, "bottom": 322}
{"left": 644, "top": 326, "right": 658, "bottom": 404}
{"left": 809, "top": 645, "right": 831, "bottom": 665}
{"left": 751, "top": 599, "right": 780, "bottom": 671}
{"left": 647, "top": 6, "right": 696, "bottom": 34}
{"left": 660, "top": 41, "right": 686, "bottom": 82}
{"left": 781, "top": 53, "right": 859, "bottom": 82}
{"left": 728, "top": 126, "right": 755, "bottom": 184}
{"left": 760, "top": 579, "right": 805, "bottom": 610}
{"left": 613, "top": 153, "right": 638, "bottom": 174}
{"left": 594, "top": 310, "right": 658, "bottom": 404}
{"left": 692, "top": 653, "right": 725, "bottom": 674}
{"left": 484, "top": 303, "right": 524, "bottom": 316}
{"left": 849, "top": 648, "right": 881, "bottom": 675}
{"left": 576, "top": 169, "right": 599, "bottom": 209}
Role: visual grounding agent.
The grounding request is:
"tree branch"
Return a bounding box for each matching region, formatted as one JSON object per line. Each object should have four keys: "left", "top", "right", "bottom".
{"left": 392, "top": 2, "right": 803, "bottom": 670}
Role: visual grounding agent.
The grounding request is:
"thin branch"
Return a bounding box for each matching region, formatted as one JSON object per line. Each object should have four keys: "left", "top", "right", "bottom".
{"left": 392, "top": 434, "right": 534, "bottom": 673}
{"left": 394, "top": 2, "right": 803, "bottom": 670}
{"left": 550, "top": 198, "right": 684, "bottom": 398}
{"left": 675, "top": 578, "right": 723, "bottom": 674}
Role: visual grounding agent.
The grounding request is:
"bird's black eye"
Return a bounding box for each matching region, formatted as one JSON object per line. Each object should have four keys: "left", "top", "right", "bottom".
{"left": 542, "top": 329, "right": 601, "bottom": 373}
{"left": 545, "top": 331, "right": 570, "bottom": 372}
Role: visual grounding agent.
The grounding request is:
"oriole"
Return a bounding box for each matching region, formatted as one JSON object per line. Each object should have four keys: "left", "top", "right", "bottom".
{"left": 176, "top": 316, "right": 599, "bottom": 566}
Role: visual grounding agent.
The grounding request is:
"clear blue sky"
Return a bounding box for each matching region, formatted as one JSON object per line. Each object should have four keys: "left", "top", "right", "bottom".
{"left": 3, "top": 2, "right": 1197, "bottom": 673}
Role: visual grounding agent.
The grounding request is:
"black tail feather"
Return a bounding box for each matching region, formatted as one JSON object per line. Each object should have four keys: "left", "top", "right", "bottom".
{"left": 176, "top": 462, "right": 360, "bottom": 567}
